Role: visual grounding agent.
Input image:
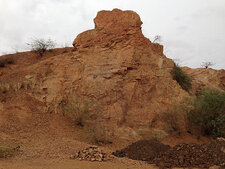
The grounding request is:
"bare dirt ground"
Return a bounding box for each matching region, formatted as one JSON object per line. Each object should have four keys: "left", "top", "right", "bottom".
{"left": 0, "top": 159, "right": 157, "bottom": 169}
{"left": 0, "top": 95, "right": 208, "bottom": 169}
{"left": 0, "top": 109, "right": 157, "bottom": 169}
{"left": 0, "top": 88, "right": 156, "bottom": 168}
{"left": 0, "top": 109, "right": 209, "bottom": 169}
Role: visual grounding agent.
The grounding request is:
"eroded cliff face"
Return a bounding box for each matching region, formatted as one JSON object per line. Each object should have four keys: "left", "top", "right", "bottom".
{"left": 0, "top": 9, "right": 190, "bottom": 139}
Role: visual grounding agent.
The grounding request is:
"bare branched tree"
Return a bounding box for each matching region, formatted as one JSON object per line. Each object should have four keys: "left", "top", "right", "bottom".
{"left": 153, "top": 35, "right": 162, "bottom": 43}
{"left": 201, "top": 62, "right": 214, "bottom": 69}
{"left": 27, "top": 38, "right": 56, "bottom": 57}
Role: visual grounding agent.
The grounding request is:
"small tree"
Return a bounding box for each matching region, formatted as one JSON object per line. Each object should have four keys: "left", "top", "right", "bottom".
{"left": 27, "top": 38, "right": 56, "bottom": 57}
{"left": 201, "top": 62, "right": 214, "bottom": 69}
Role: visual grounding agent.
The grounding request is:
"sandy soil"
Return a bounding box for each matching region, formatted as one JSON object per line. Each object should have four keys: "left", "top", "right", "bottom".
{"left": 0, "top": 158, "right": 157, "bottom": 169}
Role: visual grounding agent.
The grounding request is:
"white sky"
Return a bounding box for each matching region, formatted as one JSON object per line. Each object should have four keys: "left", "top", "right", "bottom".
{"left": 0, "top": 0, "right": 225, "bottom": 69}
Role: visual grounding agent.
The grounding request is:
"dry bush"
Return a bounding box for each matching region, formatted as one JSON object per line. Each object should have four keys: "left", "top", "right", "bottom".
{"left": 57, "top": 96, "right": 113, "bottom": 144}
{"left": 136, "top": 125, "right": 168, "bottom": 141}
{"left": 87, "top": 122, "right": 114, "bottom": 145}
{"left": 0, "top": 148, "right": 17, "bottom": 158}
{"left": 0, "top": 82, "right": 10, "bottom": 94}
{"left": 0, "top": 142, "right": 19, "bottom": 158}
{"left": 0, "top": 82, "right": 11, "bottom": 102}
{"left": 201, "top": 62, "right": 214, "bottom": 69}
{"left": 0, "top": 56, "right": 15, "bottom": 68}
{"left": 148, "top": 129, "right": 168, "bottom": 141}
{"left": 27, "top": 38, "right": 56, "bottom": 57}
{"left": 161, "top": 99, "right": 192, "bottom": 135}
{"left": 57, "top": 97, "right": 96, "bottom": 127}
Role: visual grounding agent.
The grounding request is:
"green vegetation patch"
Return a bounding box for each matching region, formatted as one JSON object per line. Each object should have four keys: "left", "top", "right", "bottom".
{"left": 188, "top": 89, "right": 225, "bottom": 137}
{"left": 171, "top": 63, "right": 192, "bottom": 92}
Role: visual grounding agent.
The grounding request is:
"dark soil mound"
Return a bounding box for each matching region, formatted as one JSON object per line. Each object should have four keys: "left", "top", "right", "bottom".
{"left": 113, "top": 139, "right": 225, "bottom": 168}
{"left": 153, "top": 139, "right": 225, "bottom": 168}
{"left": 112, "top": 139, "right": 170, "bottom": 161}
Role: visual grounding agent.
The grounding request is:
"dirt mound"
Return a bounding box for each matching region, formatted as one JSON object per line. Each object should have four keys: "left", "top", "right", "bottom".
{"left": 153, "top": 139, "right": 225, "bottom": 168}
{"left": 113, "top": 139, "right": 225, "bottom": 168}
{"left": 112, "top": 139, "right": 170, "bottom": 161}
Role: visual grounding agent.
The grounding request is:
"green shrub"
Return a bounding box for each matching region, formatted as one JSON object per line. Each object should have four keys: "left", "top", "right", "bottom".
{"left": 188, "top": 89, "right": 225, "bottom": 137}
{"left": 171, "top": 63, "right": 192, "bottom": 92}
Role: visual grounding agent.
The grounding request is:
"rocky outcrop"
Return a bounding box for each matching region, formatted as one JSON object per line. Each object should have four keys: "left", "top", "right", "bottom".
{"left": 182, "top": 67, "right": 225, "bottom": 93}
{"left": 73, "top": 9, "right": 146, "bottom": 49}
{"left": 38, "top": 9, "right": 188, "bottom": 137}
{"left": 0, "top": 9, "right": 189, "bottom": 139}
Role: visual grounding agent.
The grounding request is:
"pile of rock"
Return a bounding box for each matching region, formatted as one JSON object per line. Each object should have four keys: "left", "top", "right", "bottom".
{"left": 152, "top": 139, "right": 225, "bottom": 168}
{"left": 71, "top": 146, "right": 113, "bottom": 162}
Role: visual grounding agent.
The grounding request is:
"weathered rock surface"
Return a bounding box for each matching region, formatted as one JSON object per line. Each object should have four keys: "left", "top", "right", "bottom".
{"left": 11, "top": 9, "right": 189, "bottom": 138}
{"left": 182, "top": 67, "right": 225, "bottom": 93}
{"left": 73, "top": 9, "right": 145, "bottom": 49}
{"left": 0, "top": 9, "right": 225, "bottom": 140}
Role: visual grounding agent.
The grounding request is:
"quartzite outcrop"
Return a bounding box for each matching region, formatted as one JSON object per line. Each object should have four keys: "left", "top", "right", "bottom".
{"left": 0, "top": 9, "right": 190, "bottom": 139}
{"left": 67, "top": 9, "right": 188, "bottom": 136}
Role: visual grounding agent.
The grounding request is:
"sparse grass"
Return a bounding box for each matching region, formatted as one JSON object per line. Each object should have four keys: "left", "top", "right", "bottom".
{"left": 0, "top": 82, "right": 10, "bottom": 94}
{"left": 0, "top": 142, "right": 19, "bottom": 158}
{"left": 148, "top": 129, "right": 168, "bottom": 141}
{"left": 188, "top": 89, "right": 225, "bottom": 137}
{"left": 136, "top": 126, "right": 168, "bottom": 141}
{"left": 57, "top": 97, "right": 96, "bottom": 127}
{"left": 0, "top": 82, "right": 10, "bottom": 102}
{"left": 57, "top": 96, "right": 113, "bottom": 145}
{"left": 161, "top": 99, "right": 192, "bottom": 135}
{"left": 161, "top": 110, "right": 180, "bottom": 133}
{"left": 87, "top": 123, "right": 114, "bottom": 145}
{"left": 0, "top": 148, "right": 16, "bottom": 158}
{"left": 171, "top": 63, "right": 192, "bottom": 92}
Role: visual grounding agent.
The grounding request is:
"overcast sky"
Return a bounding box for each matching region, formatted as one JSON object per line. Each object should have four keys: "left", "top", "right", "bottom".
{"left": 0, "top": 0, "right": 225, "bottom": 69}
